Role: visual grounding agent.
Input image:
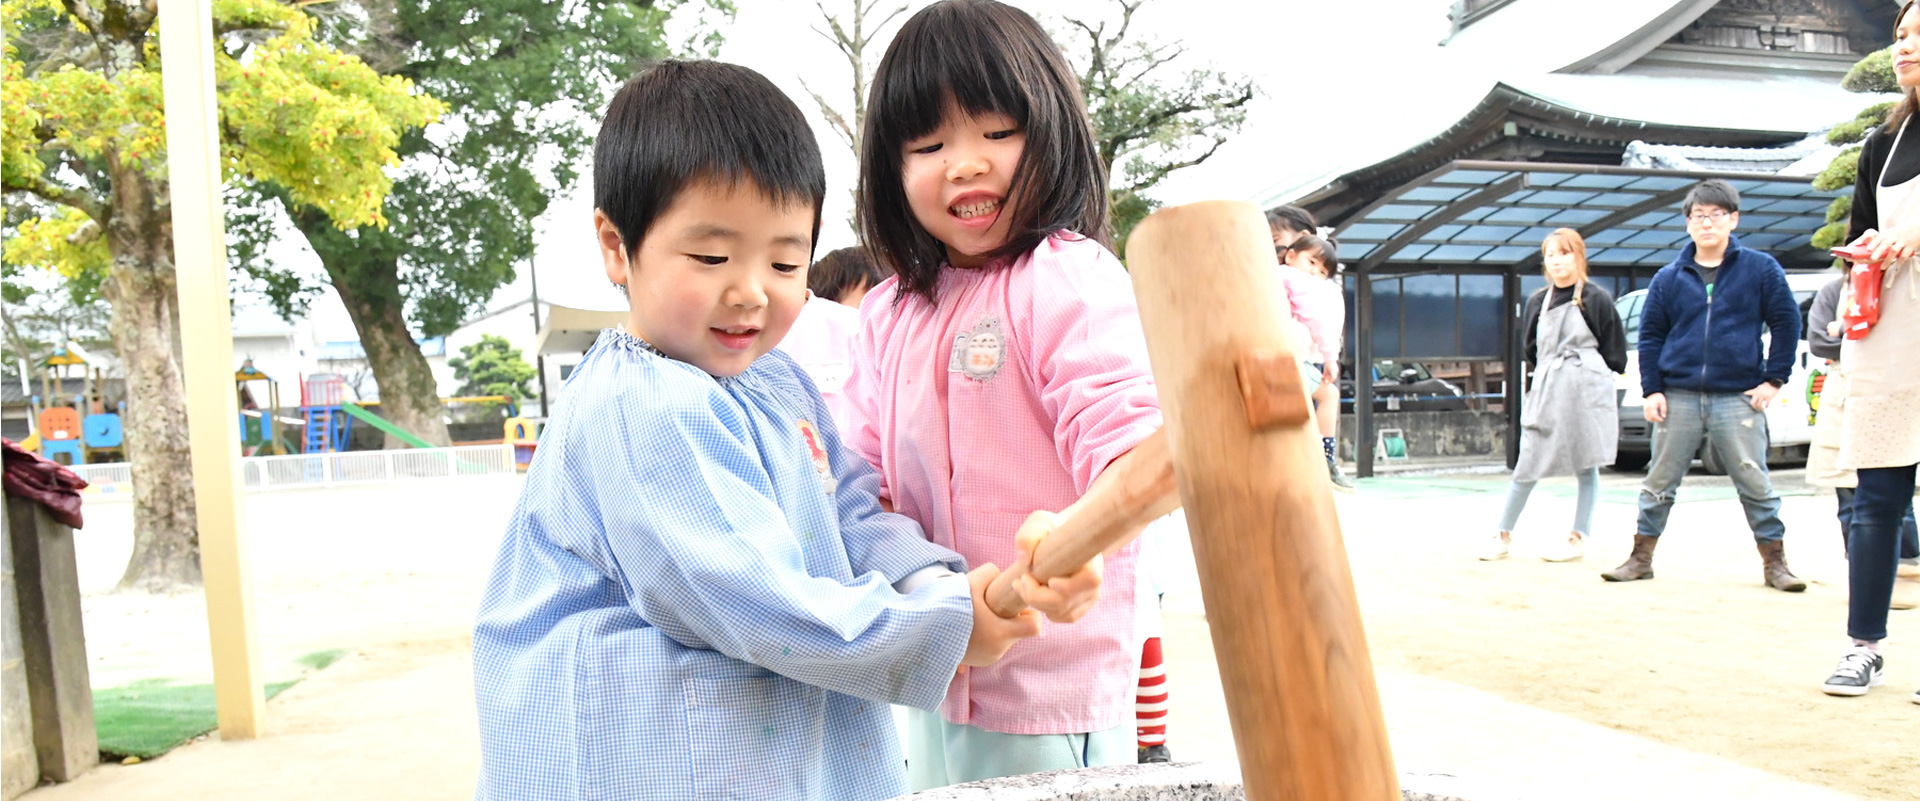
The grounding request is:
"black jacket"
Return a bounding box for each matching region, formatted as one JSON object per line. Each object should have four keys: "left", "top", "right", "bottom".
{"left": 1521, "top": 281, "right": 1628, "bottom": 374}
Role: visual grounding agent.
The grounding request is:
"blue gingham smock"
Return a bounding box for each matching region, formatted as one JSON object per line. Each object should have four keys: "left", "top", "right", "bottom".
{"left": 474, "top": 329, "right": 974, "bottom": 801}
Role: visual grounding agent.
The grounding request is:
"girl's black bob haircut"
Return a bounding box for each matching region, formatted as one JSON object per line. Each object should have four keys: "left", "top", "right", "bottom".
{"left": 593, "top": 60, "right": 826, "bottom": 258}
{"left": 858, "top": 0, "right": 1110, "bottom": 304}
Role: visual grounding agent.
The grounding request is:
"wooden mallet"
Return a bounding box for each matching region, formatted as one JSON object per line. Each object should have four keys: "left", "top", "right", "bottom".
{"left": 985, "top": 200, "right": 1398, "bottom": 801}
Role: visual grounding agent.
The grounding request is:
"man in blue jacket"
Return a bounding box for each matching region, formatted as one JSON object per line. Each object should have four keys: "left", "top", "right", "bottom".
{"left": 1602, "top": 180, "right": 1806, "bottom": 591}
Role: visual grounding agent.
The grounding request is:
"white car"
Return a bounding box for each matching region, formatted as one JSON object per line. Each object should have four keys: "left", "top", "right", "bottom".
{"left": 1611, "top": 272, "right": 1830, "bottom": 473}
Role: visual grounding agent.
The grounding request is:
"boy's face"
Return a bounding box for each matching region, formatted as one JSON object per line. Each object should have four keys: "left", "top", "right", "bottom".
{"left": 596, "top": 180, "right": 813, "bottom": 377}
{"left": 901, "top": 104, "right": 1026, "bottom": 269}
{"left": 1684, "top": 203, "right": 1738, "bottom": 251}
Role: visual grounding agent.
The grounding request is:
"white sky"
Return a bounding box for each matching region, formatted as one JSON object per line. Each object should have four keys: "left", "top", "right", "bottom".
{"left": 278, "top": 0, "right": 1493, "bottom": 336}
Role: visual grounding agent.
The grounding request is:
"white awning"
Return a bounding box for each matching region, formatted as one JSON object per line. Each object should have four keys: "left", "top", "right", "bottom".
{"left": 534, "top": 304, "right": 627, "bottom": 356}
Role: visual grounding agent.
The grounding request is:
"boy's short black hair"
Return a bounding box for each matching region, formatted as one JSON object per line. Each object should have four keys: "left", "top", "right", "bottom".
{"left": 593, "top": 60, "right": 825, "bottom": 257}
{"left": 1682, "top": 179, "right": 1740, "bottom": 218}
{"left": 859, "top": 0, "right": 1109, "bottom": 303}
{"left": 1266, "top": 205, "right": 1316, "bottom": 236}
{"left": 808, "top": 246, "right": 892, "bottom": 303}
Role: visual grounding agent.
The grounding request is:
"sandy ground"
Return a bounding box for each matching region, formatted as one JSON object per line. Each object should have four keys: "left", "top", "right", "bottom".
{"left": 32, "top": 466, "right": 1917, "bottom": 800}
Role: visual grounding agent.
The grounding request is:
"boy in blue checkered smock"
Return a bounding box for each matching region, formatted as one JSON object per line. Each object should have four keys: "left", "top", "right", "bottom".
{"left": 470, "top": 61, "right": 1057, "bottom": 800}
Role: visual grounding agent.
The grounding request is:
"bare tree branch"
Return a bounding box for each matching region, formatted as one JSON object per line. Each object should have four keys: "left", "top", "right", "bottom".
{"left": 3, "top": 177, "right": 108, "bottom": 223}
{"left": 60, "top": 0, "right": 104, "bottom": 35}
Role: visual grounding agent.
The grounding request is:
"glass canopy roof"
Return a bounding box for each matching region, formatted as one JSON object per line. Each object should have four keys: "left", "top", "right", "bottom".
{"left": 1331, "top": 161, "right": 1846, "bottom": 273}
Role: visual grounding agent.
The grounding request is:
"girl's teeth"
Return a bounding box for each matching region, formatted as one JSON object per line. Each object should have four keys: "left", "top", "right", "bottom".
{"left": 952, "top": 200, "right": 999, "bottom": 219}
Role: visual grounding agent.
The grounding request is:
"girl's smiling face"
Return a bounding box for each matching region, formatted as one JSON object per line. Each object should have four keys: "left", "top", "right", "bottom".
{"left": 900, "top": 104, "right": 1026, "bottom": 269}
{"left": 1284, "top": 248, "right": 1327, "bottom": 278}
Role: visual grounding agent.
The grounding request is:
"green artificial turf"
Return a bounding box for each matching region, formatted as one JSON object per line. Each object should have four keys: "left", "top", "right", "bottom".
{"left": 93, "top": 649, "right": 351, "bottom": 760}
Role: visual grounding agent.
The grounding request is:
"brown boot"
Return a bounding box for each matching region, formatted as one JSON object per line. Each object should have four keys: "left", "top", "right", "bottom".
{"left": 1602, "top": 535, "right": 1657, "bottom": 582}
{"left": 1758, "top": 540, "right": 1806, "bottom": 592}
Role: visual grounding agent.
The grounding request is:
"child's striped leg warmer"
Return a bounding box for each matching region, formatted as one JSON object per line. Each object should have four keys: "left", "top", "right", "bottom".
{"left": 1135, "top": 636, "right": 1168, "bottom": 748}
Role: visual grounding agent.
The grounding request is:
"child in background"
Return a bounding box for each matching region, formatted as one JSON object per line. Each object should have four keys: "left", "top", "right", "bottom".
{"left": 470, "top": 60, "right": 1056, "bottom": 801}
{"left": 810, "top": 245, "right": 893, "bottom": 309}
{"left": 780, "top": 247, "right": 893, "bottom": 432}
{"left": 843, "top": 0, "right": 1180, "bottom": 787}
{"left": 1281, "top": 235, "right": 1352, "bottom": 493}
{"left": 1270, "top": 209, "right": 1354, "bottom": 491}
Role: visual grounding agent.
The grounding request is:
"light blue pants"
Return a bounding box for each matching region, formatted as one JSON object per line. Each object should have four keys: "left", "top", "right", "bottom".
{"left": 1636, "top": 389, "right": 1785, "bottom": 541}
{"left": 1498, "top": 467, "right": 1601, "bottom": 536}
{"left": 906, "top": 707, "right": 1132, "bottom": 790}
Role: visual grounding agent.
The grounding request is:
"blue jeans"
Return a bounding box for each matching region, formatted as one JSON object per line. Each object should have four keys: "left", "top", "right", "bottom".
{"left": 1498, "top": 468, "right": 1601, "bottom": 537}
{"left": 1636, "top": 389, "right": 1785, "bottom": 542}
{"left": 1849, "top": 464, "right": 1918, "bottom": 643}
{"left": 1834, "top": 487, "right": 1919, "bottom": 562}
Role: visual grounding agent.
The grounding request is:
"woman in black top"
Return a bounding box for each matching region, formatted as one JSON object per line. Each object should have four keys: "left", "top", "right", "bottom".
{"left": 1481, "top": 229, "right": 1627, "bottom": 563}
{"left": 1819, "top": 0, "right": 1920, "bottom": 703}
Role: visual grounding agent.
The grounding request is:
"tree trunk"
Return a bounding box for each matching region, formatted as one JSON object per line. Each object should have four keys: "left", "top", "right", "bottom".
{"left": 332, "top": 269, "right": 451, "bottom": 448}
{"left": 289, "top": 208, "right": 451, "bottom": 449}
{"left": 106, "top": 182, "right": 201, "bottom": 593}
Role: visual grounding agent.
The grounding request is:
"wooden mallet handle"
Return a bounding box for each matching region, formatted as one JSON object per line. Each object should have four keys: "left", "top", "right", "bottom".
{"left": 982, "top": 430, "right": 1178, "bottom": 618}
{"left": 1128, "top": 200, "right": 1398, "bottom": 801}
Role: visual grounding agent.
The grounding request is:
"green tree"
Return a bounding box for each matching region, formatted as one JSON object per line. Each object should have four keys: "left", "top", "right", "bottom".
{"left": 449, "top": 334, "right": 536, "bottom": 402}
{"left": 2, "top": 0, "right": 443, "bottom": 591}
{"left": 1813, "top": 48, "right": 1899, "bottom": 249}
{"left": 1055, "top": 0, "right": 1255, "bottom": 253}
{"left": 232, "top": 0, "right": 728, "bottom": 449}
{"left": 1, "top": 210, "right": 113, "bottom": 380}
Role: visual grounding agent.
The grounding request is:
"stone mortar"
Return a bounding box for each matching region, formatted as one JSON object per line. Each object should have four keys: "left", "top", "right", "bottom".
{"left": 897, "top": 762, "right": 1509, "bottom": 801}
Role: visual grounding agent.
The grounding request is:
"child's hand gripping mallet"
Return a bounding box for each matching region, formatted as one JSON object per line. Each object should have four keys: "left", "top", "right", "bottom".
{"left": 1126, "top": 200, "right": 1398, "bottom": 801}
{"left": 982, "top": 429, "right": 1180, "bottom": 620}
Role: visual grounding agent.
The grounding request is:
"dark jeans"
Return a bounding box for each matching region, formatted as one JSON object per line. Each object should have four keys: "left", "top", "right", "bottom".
{"left": 1835, "top": 487, "right": 1919, "bottom": 561}
{"left": 1848, "top": 464, "right": 1919, "bottom": 643}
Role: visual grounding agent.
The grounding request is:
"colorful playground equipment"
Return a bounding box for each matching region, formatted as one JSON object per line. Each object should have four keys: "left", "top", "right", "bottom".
{"left": 235, "top": 359, "right": 294, "bottom": 456}
{"left": 27, "top": 343, "right": 126, "bottom": 466}
{"left": 81, "top": 406, "right": 123, "bottom": 463}
{"left": 505, "top": 416, "right": 545, "bottom": 472}
{"left": 299, "top": 372, "right": 444, "bottom": 452}
{"left": 300, "top": 373, "right": 354, "bottom": 453}
{"left": 36, "top": 407, "right": 83, "bottom": 466}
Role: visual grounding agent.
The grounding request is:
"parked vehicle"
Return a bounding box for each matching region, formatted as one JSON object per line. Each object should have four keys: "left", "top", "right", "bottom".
{"left": 1339, "top": 359, "right": 1470, "bottom": 412}
{"left": 1611, "top": 272, "right": 1827, "bottom": 473}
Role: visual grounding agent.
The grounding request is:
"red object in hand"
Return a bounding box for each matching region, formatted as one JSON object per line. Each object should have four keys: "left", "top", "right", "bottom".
{"left": 1831, "top": 244, "right": 1883, "bottom": 340}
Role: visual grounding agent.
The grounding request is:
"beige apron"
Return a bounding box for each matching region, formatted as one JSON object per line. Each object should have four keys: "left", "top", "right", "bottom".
{"left": 1807, "top": 279, "right": 1854, "bottom": 488}
{"left": 1835, "top": 120, "right": 1920, "bottom": 471}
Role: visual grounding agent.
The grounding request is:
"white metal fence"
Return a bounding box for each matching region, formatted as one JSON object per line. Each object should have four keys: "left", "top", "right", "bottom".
{"left": 66, "top": 444, "right": 517, "bottom": 496}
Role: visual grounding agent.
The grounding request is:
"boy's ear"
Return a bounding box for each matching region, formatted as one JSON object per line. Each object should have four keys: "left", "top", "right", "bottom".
{"left": 594, "top": 209, "right": 631, "bottom": 285}
{"left": 1726, "top": 211, "right": 1740, "bottom": 231}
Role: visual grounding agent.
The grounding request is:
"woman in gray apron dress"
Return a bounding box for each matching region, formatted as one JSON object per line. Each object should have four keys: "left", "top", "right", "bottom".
{"left": 1481, "top": 229, "right": 1628, "bottom": 563}
{"left": 1821, "top": 0, "right": 1920, "bottom": 702}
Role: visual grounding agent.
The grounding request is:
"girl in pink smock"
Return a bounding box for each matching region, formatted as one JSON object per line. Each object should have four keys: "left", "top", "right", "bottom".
{"left": 841, "top": 0, "right": 1181, "bottom": 788}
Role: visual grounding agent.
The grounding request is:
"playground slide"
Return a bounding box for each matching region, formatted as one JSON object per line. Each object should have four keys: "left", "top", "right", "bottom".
{"left": 340, "top": 402, "right": 433, "bottom": 449}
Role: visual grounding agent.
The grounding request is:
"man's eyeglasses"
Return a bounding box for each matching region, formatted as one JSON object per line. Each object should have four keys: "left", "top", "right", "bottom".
{"left": 1686, "top": 210, "right": 1733, "bottom": 225}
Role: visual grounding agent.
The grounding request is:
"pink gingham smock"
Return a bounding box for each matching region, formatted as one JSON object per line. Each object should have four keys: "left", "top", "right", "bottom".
{"left": 841, "top": 232, "right": 1163, "bottom": 735}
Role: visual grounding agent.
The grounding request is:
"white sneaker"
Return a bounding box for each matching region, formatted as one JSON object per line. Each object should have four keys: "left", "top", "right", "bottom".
{"left": 1541, "top": 533, "right": 1585, "bottom": 563}
{"left": 1822, "top": 647, "right": 1885, "bottom": 697}
{"left": 1478, "top": 532, "right": 1511, "bottom": 561}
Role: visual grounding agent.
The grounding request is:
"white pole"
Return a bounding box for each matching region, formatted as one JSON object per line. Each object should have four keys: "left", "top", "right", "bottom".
{"left": 158, "top": 0, "right": 263, "bottom": 738}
